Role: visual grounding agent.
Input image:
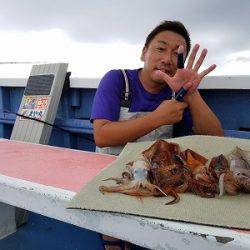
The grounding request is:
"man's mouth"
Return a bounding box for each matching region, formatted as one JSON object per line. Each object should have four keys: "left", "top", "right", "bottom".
{"left": 155, "top": 68, "right": 171, "bottom": 75}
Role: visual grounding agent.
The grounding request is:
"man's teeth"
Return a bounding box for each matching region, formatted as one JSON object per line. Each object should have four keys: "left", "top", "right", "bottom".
{"left": 159, "top": 69, "right": 169, "bottom": 74}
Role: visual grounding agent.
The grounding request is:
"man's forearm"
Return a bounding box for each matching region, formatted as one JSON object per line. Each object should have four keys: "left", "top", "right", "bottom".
{"left": 94, "top": 113, "right": 161, "bottom": 147}
{"left": 185, "top": 91, "right": 224, "bottom": 136}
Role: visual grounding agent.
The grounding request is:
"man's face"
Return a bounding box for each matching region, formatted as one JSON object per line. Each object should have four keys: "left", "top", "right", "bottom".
{"left": 141, "top": 30, "right": 187, "bottom": 84}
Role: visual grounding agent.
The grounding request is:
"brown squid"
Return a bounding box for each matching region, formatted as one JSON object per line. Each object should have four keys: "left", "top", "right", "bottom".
{"left": 179, "top": 149, "right": 217, "bottom": 198}
{"left": 227, "top": 147, "right": 250, "bottom": 193}
{"left": 99, "top": 140, "right": 250, "bottom": 205}
{"left": 99, "top": 158, "right": 170, "bottom": 199}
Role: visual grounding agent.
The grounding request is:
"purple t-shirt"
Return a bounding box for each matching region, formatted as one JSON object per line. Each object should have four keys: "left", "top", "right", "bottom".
{"left": 91, "top": 69, "right": 193, "bottom": 129}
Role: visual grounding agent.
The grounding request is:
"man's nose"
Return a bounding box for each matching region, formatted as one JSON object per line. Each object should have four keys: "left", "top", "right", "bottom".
{"left": 160, "top": 51, "right": 172, "bottom": 65}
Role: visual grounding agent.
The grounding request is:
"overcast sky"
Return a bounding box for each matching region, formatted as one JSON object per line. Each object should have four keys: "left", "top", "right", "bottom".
{"left": 0, "top": 0, "right": 250, "bottom": 77}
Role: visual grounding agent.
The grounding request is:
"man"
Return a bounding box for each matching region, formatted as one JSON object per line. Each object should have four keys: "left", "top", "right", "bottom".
{"left": 91, "top": 20, "right": 223, "bottom": 250}
{"left": 91, "top": 20, "right": 223, "bottom": 157}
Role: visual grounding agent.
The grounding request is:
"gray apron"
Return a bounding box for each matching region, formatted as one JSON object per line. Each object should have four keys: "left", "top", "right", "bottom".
{"left": 96, "top": 70, "right": 173, "bottom": 156}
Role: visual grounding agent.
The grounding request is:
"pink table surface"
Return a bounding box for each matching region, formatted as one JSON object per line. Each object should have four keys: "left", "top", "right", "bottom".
{"left": 0, "top": 139, "right": 116, "bottom": 192}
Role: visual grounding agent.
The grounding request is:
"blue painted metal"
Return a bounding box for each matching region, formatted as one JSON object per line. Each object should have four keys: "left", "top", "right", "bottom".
{"left": 200, "top": 89, "right": 250, "bottom": 131}
{"left": 224, "top": 129, "right": 250, "bottom": 139}
{"left": 1, "top": 87, "right": 250, "bottom": 144}
{"left": 70, "top": 88, "right": 81, "bottom": 107}
{"left": 0, "top": 86, "right": 96, "bottom": 151}
{"left": 0, "top": 212, "right": 103, "bottom": 250}
{"left": 0, "top": 87, "right": 11, "bottom": 138}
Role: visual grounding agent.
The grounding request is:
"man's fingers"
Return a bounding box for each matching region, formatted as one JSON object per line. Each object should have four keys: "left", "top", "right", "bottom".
{"left": 183, "top": 82, "right": 192, "bottom": 90}
{"left": 178, "top": 101, "right": 188, "bottom": 109}
{"left": 186, "top": 44, "right": 200, "bottom": 69}
{"left": 190, "top": 78, "right": 202, "bottom": 90}
{"left": 173, "top": 100, "right": 188, "bottom": 110}
{"left": 199, "top": 64, "right": 216, "bottom": 79}
{"left": 155, "top": 70, "right": 172, "bottom": 83}
{"left": 193, "top": 49, "right": 207, "bottom": 72}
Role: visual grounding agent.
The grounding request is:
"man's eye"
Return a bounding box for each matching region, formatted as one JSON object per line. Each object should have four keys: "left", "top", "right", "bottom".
{"left": 173, "top": 52, "right": 178, "bottom": 57}
{"left": 157, "top": 47, "right": 165, "bottom": 52}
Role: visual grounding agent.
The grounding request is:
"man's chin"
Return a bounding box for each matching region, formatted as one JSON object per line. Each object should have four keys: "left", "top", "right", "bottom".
{"left": 152, "top": 71, "right": 168, "bottom": 83}
{"left": 152, "top": 76, "right": 167, "bottom": 86}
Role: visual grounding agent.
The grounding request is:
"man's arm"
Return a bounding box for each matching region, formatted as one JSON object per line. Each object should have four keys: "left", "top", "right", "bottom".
{"left": 94, "top": 99, "right": 187, "bottom": 147}
{"left": 185, "top": 91, "right": 223, "bottom": 136}
{"left": 94, "top": 114, "right": 159, "bottom": 147}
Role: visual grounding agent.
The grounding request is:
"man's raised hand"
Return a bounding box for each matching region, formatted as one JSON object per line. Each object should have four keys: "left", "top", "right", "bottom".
{"left": 156, "top": 44, "right": 216, "bottom": 94}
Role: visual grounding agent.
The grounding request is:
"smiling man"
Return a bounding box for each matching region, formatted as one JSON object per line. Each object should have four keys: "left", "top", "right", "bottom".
{"left": 91, "top": 20, "right": 223, "bottom": 250}
{"left": 91, "top": 20, "right": 223, "bottom": 158}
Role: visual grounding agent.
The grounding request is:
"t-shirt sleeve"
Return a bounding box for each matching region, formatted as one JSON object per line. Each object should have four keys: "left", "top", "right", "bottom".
{"left": 90, "top": 70, "right": 123, "bottom": 122}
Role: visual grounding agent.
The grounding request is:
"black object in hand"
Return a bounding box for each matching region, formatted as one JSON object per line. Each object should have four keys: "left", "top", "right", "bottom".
{"left": 177, "top": 53, "right": 184, "bottom": 69}
{"left": 174, "top": 87, "right": 188, "bottom": 102}
{"left": 175, "top": 48, "right": 186, "bottom": 101}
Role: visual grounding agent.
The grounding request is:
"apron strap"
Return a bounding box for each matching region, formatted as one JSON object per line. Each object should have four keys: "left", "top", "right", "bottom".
{"left": 120, "top": 69, "right": 132, "bottom": 108}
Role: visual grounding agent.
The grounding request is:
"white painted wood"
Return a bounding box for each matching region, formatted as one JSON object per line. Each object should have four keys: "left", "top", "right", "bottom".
{"left": 200, "top": 75, "right": 250, "bottom": 89}
{"left": 0, "top": 174, "right": 249, "bottom": 249}
{"left": 0, "top": 78, "right": 27, "bottom": 87}
{"left": 1, "top": 75, "right": 250, "bottom": 89}
{"left": 68, "top": 77, "right": 100, "bottom": 89}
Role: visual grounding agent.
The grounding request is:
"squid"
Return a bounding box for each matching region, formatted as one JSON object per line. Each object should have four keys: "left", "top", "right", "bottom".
{"left": 99, "top": 140, "right": 250, "bottom": 205}
{"left": 209, "top": 154, "right": 240, "bottom": 196}
{"left": 180, "top": 149, "right": 217, "bottom": 198}
{"left": 99, "top": 158, "right": 171, "bottom": 201}
{"left": 227, "top": 147, "right": 250, "bottom": 193}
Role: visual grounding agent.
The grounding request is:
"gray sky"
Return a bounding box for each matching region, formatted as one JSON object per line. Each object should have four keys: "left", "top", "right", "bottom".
{"left": 0, "top": 0, "right": 250, "bottom": 77}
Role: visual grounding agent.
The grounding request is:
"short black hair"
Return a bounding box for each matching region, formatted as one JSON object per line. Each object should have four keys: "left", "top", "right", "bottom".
{"left": 145, "top": 20, "right": 191, "bottom": 55}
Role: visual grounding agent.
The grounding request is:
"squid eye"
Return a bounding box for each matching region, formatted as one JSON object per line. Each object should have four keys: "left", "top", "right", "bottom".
{"left": 171, "top": 168, "right": 177, "bottom": 174}
{"left": 152, "top": 163, "right": 158, "bottom": 168}
{"left": 239, "top": 173, "right": 247, "bottom": 177}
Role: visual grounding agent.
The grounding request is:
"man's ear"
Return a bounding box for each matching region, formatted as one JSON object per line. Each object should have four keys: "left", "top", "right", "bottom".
{"left": 140, "top": 46, "right": 147, "bottom": 61}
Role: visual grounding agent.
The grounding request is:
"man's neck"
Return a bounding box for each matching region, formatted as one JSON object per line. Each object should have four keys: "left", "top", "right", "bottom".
{"left": 138, "top": 69, "right": 165, "bottom": 94}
